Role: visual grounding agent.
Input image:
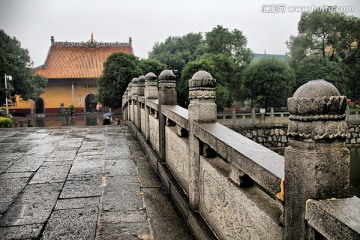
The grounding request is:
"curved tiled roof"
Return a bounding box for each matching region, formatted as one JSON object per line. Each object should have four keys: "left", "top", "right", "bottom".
{"left": 35, "top": 38, "right": 133, "bottom": 79}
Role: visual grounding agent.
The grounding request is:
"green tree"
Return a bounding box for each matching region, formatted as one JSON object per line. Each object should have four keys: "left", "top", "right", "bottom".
{"left": 206, "top": 25, "right": 254, "bottom": 66}
{"left": 244, "top": 58, "right": 295, "bottom": 110}
{"left": 23, "top": 74, "right": 48, "bottom": 100}
{"left": 342, "top": 61, "right": 360, "bottom": 100}
{"left": 139, "top": 58, "right": 166, "bottom": 76}
{"left": 287, "top": 11, "right": 360, "bottom": 99}
{"left": 149, "top": 26, "right": 253, "bottom": 108}
{"left": 0, "top": 29, "right": 47, "bottom": 104}
{"left": 97, "top": 52, "right": 142, "bottom": 109}
{"left": 287, "top": 11, "right": 359, "bottom": 63}
{"left": 295, "top": 56, "right": 347, "bottom": 95}
{"left": 180, "top": 53, "right": 242, "bottom": 110}
{"left": 148, "top": 32, "right": 206, "bottom": 72}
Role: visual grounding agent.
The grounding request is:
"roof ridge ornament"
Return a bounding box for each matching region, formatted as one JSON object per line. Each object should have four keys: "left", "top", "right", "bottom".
{"left": 87, "top": 33, "right": 97, "bottom": 44}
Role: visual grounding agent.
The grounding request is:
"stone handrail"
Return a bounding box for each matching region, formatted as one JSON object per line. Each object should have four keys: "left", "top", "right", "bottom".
{"left": 193, "top": 122, "right": 284, "bottom": 196}
{"left": 122, "top": 70, "right": 360, "bottom": 240}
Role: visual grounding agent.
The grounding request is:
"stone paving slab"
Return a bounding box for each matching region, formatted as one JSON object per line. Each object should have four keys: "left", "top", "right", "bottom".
{"left": 0, "top": 223, "right": 43, "bottom": 239}
{"left": 41, "top": 207, "right": 98, "bottom": 240}
{"left": 55, "top": 197, "right": 100, "bottom": 210}
{"left": 0, "top": 126, "right": 193, "bottom": 240}
{"left": 0, "top": 183, "right": 62, "bottom": 226}
{"left": 29, "top": 164, "right": 71, "bottom": 184}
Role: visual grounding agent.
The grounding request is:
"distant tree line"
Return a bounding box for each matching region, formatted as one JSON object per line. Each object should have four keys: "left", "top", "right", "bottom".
{"left": 97, "top": 11, "right": 359, "bottom": 110}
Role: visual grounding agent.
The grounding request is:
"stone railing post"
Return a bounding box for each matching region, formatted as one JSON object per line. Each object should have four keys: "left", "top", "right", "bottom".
{"left": 144, "top": 72, "right": 158, "bottom": 142}
{"left": 125, "top": 83, "right": 131, "bottom": 121}
{"left": 122, "top": 87, "right": 128, "bottom": 121}
{"left": 137, "top": 75, "right": 145, "bottom": 129}
{"left": 158, "top": 70, "right": 177, "bottom": 161}
{"left": 130, "top": 78, "right": 138, "bottom": 123}
{"left": 270, "top": 107, "right": 274, "bottom": 125}
{"left": 251, "top": 108, "right": 256, "bottom": 126}
{"left": 232, "top": 109, "right": 236, "bottom": 126}
{"left": 188, "top": 70, "right": 217, "bottom": 210}
{"left": 284, "top": 80, "right": 349, "bottom": 239}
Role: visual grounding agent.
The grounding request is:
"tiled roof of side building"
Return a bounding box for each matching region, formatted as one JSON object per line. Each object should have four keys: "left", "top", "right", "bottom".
{"left": 35, "top": 35, "right": 133, "bottom": 79}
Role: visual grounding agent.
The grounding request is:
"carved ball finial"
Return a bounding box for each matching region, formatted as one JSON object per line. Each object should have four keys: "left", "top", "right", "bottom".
{"left": 158, "top": 70, "right": 176, "bottom": 80}
{"left": 293, "top": 79, "right": 340, "bottom": 98}
{"left": 287, "top": 79, "right": 347, "bottom": 140}
{"left": 189, "top": 71, "right": 216, "bottom": 88}
{"left": 131, "top": 77, "right": 138, "bottom": 84}
{"left": 189, "top": 70, "right": 216, "bottom": 99}
{"left": 138, "top": 75, "right": 145, "bottom": 84}
{"left": 145, "top": 72, "right": 157, "bottom": 81}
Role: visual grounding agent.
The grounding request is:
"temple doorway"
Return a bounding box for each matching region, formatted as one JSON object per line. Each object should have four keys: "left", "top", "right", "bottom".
{"left": 35, "top": 98, "right": 44, "bottom": 114}
{"left": 85, "top": 94, "right": 97, "bottom": 113}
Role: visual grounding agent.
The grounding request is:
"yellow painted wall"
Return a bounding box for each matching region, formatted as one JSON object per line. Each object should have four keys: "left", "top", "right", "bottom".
{"left": 9, "top": 78, "right": 99, "bottom": 113}
{"left": 8, "top": 96, "right": 32, "bottom": 112}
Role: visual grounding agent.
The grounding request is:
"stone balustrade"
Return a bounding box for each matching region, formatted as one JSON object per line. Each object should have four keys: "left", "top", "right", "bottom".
{"left": 122, "top": 71, "right": 360, "bottom": 240}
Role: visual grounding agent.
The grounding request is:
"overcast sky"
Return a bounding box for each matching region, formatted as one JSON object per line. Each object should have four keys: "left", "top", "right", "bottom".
{"left": 0, "top": 0, "right": 359, "bottom": 67}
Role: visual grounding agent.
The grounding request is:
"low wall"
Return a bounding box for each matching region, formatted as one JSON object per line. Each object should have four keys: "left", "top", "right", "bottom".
{"left": 347, "top": 124, "right": 360, "bottom": 145}
{"left": 232, "top": 124, "right": 360, "bottom": 147}
{"left": 233, "top": 126, "right": 288, "bottom": 148}
{"left": 122, "top": 70, "right": 360, "bottom": 240}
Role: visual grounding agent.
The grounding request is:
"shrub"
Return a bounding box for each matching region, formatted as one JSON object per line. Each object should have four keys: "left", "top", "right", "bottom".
{"left": 0, "top": 117, "right": 12, "bottom": 128}
{"left": 69, "top": 104, "right": 75, "bottom": 115}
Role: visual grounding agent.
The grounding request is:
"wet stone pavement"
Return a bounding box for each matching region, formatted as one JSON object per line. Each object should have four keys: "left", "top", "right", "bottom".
{"left": 0, "top": 126, "right": 193, "bottom": 240}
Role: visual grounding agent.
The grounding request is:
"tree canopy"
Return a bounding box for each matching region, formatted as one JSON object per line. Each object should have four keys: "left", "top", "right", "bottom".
{"left": 244, "top": 58, "right": 295, "bottom": 110}
{"left": 149, "top": 25, "right": 253, "bottom": 108}
{"left": 287, "top": 11, "right": 360, "bottom": 99}
{"left": 139, "top": 58, "right": 166, "bottom": 76}
{"left": 180, "top": 53, "right": 243, "bottom": 110}
{"left": 294, "top": 56, "right": 347, "bottom": 95}
{"left": 148, "top": 32, "right": 206, "bottom": 72}
{"left": 0, "top": 29, "right": 47, "bottom": 105}
{"left": 288, "top": 11, "right": 360, "bottom": 63}
{"left": 97, "top": 52, "right": 142, "bottom": 109}
{"left": 205, "top": 25, "right": 253, "bottom": 66}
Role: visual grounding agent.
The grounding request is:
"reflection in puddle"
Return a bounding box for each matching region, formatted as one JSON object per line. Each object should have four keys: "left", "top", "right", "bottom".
{"left": 12, "top": 113, "right": 121, "bottom": 127}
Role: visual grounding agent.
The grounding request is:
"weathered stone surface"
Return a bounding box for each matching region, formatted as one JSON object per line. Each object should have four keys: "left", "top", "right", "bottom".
{"left": 150, "top": 216, "right": 193, "bottom": 240}
{"left": 0, "top": 172, "right": 33, "bottom": 179}
{"left": 137, "top": 164, "right": 162, "bottom": 188}
{"left": 41, "top": 207, "right": 98, "bottom": 240}
{"left": 285, "top": 79, "right": 350, "bottom": 240}
{"left": 47, "top": 150, "right": 78, "bottom": 161}
{"left": 165, "top": 126, "right": 190, "bottom": 194}
{"left": 29, "top": 164, "right": 71, "bottom": 184}
{"left": 0, "top": 224, "right": 43, "bottom": 239}
{"left": 158, "top": 69, "right": 176, "bottom": 81}
{"left": 103, "top": 185, "right": 143, "bottom": 212}
{"left": 7, "top": 154, "right": 45, "bottom": 172}
{"left": 98, "top": 222, "right": 150, "bottom": 240}
{"left": 0, "top": 178, "right": 30, "bottom": 203}
{"left": 306, "top": 197, "right": 360, "bottom": 239}
{"left": 55, "top": 197, "right": 100, "bottom": 210}
{"left": 199, "top": 157, "right": 282, "bottom": 239}
{"left": 0, "top": 126, "right": 194, "bottom": 240}
{"left": 0, "top": 183, "right": 61, "bottom": 226}
{"left": 70, "top": 156, "right": 102, "bottom": 175}
{"left": 60, "top": 175, "right": 102, "bottom": 198}
{"left": 103, "top": 159, "right": 137, "bottom": 176}
{"left": 141, "top": 188, "right": 177, "bottom": 218}
{"left": 102, "top": 209, "right": 146, "bottom": 223}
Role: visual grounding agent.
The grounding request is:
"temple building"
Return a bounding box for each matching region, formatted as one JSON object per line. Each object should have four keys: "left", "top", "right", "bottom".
{"left": 10, "top": 34, "right": 133, "bottom": 114}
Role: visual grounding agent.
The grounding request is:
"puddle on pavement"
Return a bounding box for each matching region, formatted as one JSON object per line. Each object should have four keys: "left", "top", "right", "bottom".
{"left": 11, "top": 114, "right": 122, "bottom": 127}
